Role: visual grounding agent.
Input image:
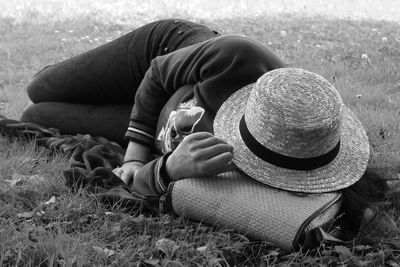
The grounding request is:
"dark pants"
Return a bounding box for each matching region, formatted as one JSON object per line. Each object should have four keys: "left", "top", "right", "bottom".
{"left": 21, "top": 19, "right": 220, "bottom": 146}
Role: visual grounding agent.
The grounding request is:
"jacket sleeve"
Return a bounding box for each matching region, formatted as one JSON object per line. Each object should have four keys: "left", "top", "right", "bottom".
{"left": 125, "top": 36, "right": 284, "bottom": 149}
{"left": 123, "top": 37, "right": 205, "bottom": 148}
{"left": 132, "top": 152, "right": 172, "bottom": 196}
{"left": 124, "top": 63, "right": 171, "bottom": 147}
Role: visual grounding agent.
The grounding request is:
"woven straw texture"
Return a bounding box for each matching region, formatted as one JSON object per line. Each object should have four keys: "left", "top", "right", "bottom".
{"left": 171, "top": 171, "right": 341, "bottom": 250}
{"left": 305, "top": 198, "right": 342, "bottom": 232}
{"left": 214, "top": 68, "right": 370, "bottom": 193}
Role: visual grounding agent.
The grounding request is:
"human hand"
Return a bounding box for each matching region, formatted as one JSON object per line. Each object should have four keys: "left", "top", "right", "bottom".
{"left": 113, "top": 161, "right": 144, "bottom": 185}
{"left": 165, "top": 132, "right": 234, "bottom": 180}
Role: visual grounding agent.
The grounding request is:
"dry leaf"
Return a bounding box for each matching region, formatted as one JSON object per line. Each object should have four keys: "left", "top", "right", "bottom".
{"left": 43, "top": 196, "right": 56, "bottom": 205}
{"left": 5, "top": 173, "right": 45, "bottom": 187}
{"left": 5, "top": 173, "right": 25, "bottom": 186}
{"left": 334, "top": 245, "right": 353, "bottom": 260}
{"left": 164, "top": 260, "right": 184, "bottom": 267}
{"left": 156, "top": 238, "right": 179, "bottom": 259}
{"left": 28, "top": 175, "right": 45, "bottom": 184}
{"left": 266, "top": 250, "right": 280, "bottom": 257}
{"left": 17, "top": 209, "right": 44, "bottom": 219}
{"left": 17, "top": 211, "right": 35, "bottom": 218}
{"left": 102, "top": 248, "right": 115, "bottom": 257}
{"left": 317, "top": 227, "right": 345, "bottom": 243}
{"left": 387, "top": 261, "right": 400, "bottom": 267}
{"left": 196, "top": 246, "right": 207, "bottom": 252}
{"left": 93, "top": 246, "right": 115, "bottom": 257}
{"left": 143, "top": 258, "right": 160, "bottom": 265}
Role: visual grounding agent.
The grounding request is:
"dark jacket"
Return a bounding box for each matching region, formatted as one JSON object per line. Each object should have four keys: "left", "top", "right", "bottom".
{"left": 125, "top": 35, "right": 285, "bottom": 195}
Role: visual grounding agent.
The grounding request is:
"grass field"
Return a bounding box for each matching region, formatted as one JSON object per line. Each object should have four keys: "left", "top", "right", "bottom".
{"left": 1, "top": 0, "right": 400, "bottom": 266}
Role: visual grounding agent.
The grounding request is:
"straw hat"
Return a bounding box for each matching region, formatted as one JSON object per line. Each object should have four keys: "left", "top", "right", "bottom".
{"left": 213, "top": 68, "right": 370, "bottom": 193}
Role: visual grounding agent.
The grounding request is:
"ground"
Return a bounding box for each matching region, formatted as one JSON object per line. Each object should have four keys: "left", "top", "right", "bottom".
{"left": 1, "top": 1, "right": 400, "bottom": 266}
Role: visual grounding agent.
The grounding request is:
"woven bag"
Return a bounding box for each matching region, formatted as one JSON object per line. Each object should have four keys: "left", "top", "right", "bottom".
{"left": 162, "top": 170, "right": 342, "bottom": 250}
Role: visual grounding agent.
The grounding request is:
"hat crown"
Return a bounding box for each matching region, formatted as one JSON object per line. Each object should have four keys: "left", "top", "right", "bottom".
{"left": 244, "top": 68, "right": 342, "bottom": 158}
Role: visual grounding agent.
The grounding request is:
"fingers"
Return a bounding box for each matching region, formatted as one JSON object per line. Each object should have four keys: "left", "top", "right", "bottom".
{"left": 191, "top": 151, "right": 233, "bottom": 177}
{"left": 196, "top": 142, "right": 233, "bottom": 160}
{"left": 194, "top": 136, "right": 230, "bottom": 149}
{"left": 121, "top": 169, "right": 134, "bottom": 185}
{"left": 183, "top": 132, "right": 231, "bottom": 151}
{"left": 113, "top": 166, "right": 135, "bottom": 185}
{"left": 165, "top": 132, "right": 234, "bottom": 179}
{"left": 206, "top": 151, "right": 233, "bottom": 169}
{"left": 188, "top": 133, "right": 233, "bottom": 160}
{"left": 217, "top": 162, "right": 236, "bottom": 173}
{"left": 184, "top": 131, "right": 214, "bottom": 141}
{"left": 205, "top": 162, "right": 236, "bottom": 177}
{"left": 112, "top": 167, "right": 123, "bottom": 177}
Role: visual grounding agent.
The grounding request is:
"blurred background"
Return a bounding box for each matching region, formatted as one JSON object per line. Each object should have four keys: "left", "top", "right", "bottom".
{"left": 1, "top": 0, "right": 399, "bottom": 25}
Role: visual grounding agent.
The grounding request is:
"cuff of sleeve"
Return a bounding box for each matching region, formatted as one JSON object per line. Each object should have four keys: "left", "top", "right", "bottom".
{"left": 155, "top": 152, "right": 173, "bottom": 194}
{"left": 124, "top": 120, "right": 155, "bottom": 148}
{"left": 123, "top": 133, "right": 154, "bottom": 148}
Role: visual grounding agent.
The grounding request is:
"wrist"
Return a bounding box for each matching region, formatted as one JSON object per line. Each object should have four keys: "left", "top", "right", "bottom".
{"left": 123, "top": 159, "right": 145, "bottom": 165}
{"left": 158, "top": 152, "right": 173, "bottom": 192}
{"left": 165, "top": 153, "right": 177, "bottom": 181}
{"left": 124, "top": 141, "right": 151, "bottom": 164}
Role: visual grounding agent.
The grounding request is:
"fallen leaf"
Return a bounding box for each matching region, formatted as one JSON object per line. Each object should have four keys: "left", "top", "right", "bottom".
{"left": 17, "top": 210, "right": 45, "bottom": 218}
{"left": 266, "top": 250, "right": 280, "bottom": 257}
{"left": 5, "top": 173, "right": 45, "bottom": 187}
{"left": 103, "top": 248, "right": 115, "bottom": 257}
{"left": 334, "top": 245, "right": 353, "bottom": 260}
{"left": 5, "top": 174, "right": 24, "bottom": 186}
{"left": 111, "top": 222, "right": 121, "bottom": 233}
{"left": 356, "top": 259, "right": 374, "bottom": 266}
{"left": 28, "top": 175, "right": 45, "bottom": 184}
{"left": 387, "top": 261, "right": 400, "bottom": 267}
{"left": 164, "top": 260, "right": 184, "bottom": 267}
{"left": 43, "top": 196, "right": 56, "bottom": 205}
{"left": 317, "top": 227, "right": 345, "bottom": 243}
{"left": 156, "top": 238, "right": 179, "bottom": 259}
{"left": 17, "top": 211, "right": 35, "bottom": 218}
{"left": 143, "top": 258, "right": 160, "bottom": 265}
{"left": 301, "top": 257, "right": 318, "bottom": 265}
{"left": 93, "top": 246, "right": 115, "bottom": 257}
{"left": 196, "top": 246, "right": 207, "bottom": 252}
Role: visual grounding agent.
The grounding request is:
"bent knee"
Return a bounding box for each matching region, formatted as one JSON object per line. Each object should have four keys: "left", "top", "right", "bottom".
{"left": 20, "top": 102, "right": 47, "bottom": 123}
{"left": 26, "top": 65, "right": 55, "bottom": 103}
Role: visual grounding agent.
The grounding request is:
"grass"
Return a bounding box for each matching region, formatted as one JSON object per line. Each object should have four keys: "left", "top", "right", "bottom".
{"left": 1, "top": 1, "right": 400, "bottom": 266}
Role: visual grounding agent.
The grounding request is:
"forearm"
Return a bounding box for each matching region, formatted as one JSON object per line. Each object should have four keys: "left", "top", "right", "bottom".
{"left": 124, "top": 61, "right": 171, "bottom": 147}
{"left": 124, "top": 141, "right": 152, "bottom": 163}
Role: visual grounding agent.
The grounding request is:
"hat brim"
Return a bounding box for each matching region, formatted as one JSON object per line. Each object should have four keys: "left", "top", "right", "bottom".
{"left": 213, "top": 83, "right": 370, "bottom": 193}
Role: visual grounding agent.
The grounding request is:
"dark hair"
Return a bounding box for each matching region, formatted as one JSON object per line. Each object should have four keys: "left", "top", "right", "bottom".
{"left": 339, "top": 168, "right": 389, "bottom": 239}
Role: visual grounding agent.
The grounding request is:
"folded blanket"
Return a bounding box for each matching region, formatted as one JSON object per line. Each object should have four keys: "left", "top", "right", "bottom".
{"left": 0, "top": 115, "right": 156, "bottom": 213}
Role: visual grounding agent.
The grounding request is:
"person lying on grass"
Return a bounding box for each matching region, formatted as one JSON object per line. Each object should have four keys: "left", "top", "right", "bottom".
{"left": 22, "top": 19, "right": 388, "bottom": 244}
